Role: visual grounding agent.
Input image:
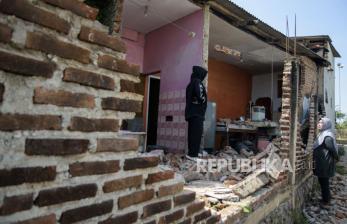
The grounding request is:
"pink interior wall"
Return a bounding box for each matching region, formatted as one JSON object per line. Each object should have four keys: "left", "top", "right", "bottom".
{"left": 143, "top": 10, "right": 204, "bottom": 152}
{"left": 143, "top": 10, "right": 204, "bottom": 89}
{"left": 121, "top": 27, "right": 145, "bottom": 72}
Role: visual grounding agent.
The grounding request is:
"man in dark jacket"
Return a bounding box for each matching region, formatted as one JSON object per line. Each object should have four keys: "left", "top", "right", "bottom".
{"left": 185, "top": 66, "right": 208, "bottom": 159}
{"left": 313, "top": 117, "right": 339, "bottom": 206}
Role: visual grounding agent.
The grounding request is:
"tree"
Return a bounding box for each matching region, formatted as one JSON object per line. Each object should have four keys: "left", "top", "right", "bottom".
{"left": 336, "top": 111, "right": 346, "bottom": 121}
{"left": 336, "top": 111, "right": 347, "bottom": 130}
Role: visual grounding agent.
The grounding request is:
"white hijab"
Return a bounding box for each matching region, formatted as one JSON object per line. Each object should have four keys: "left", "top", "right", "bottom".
{"left": 313, "top": 117, "right": 338, "bottom": 152}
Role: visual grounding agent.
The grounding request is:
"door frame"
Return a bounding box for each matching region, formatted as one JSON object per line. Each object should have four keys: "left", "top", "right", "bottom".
{"left": 145, "top": 75, "right": 161, "bottom": 146}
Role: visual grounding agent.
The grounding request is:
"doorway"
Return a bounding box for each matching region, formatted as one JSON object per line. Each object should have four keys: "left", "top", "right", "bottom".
{"left": 146, "top": 76, "right": 160, "bottom": 146}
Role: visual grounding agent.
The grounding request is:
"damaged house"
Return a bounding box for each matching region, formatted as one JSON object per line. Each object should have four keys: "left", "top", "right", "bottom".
{"left": 120, "top": 0, "right": 341, "bottom": 222}
{"left": 0, "top": 0, "right": 340, "bottom": 224}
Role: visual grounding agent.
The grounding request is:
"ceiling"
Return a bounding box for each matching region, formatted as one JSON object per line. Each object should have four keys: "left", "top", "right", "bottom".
{"left": 122, "top": 0, "right": 200, "bottom": 34}
{"left": 209, "top": 14, "right": 286, "bottom": 75}
{"left": 122, "top": 1, "right": 286, "bottom": 75}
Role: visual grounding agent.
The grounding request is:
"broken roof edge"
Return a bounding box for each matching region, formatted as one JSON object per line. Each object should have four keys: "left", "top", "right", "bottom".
{"left": 293, "top": 35, "right": 341, "bottom": 58}
{"left": 191, "top": 0, "right": 330, "bottom": 66}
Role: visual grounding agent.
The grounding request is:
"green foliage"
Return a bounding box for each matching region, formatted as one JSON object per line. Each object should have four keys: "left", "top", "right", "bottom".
{"left": 336, "top": 111, "right": 346, "bottom": 120}
{"left": 338, "top": 145, "right": 345, "bottom": 156}
{"left": 291, "top": 209, "right": 309, "bottom": 224}
{"left": 336, "top": 165, "right": 347, "bottom": 175}
{"left": 242, "top": 205, "right": 252, "bottom": 213}
{"left": 336, "top": 111, "right": 347, "bottom": 130}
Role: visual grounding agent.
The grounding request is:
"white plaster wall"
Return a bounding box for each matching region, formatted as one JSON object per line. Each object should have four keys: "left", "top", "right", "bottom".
{"left": 323, "top": 43, "right": 336, "bottom": 128}
{"left": 251, "top": 73, "right": 282, "bottom": 121}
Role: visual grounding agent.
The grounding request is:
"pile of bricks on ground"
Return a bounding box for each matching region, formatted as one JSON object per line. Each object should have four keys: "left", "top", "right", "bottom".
{"left": 151, "top": 142, "right": 286, "bottom": 220}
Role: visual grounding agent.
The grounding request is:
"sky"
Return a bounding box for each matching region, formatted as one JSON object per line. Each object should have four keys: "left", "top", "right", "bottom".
{"left": 231, "top": 0, "right": 347, "bottom": 113}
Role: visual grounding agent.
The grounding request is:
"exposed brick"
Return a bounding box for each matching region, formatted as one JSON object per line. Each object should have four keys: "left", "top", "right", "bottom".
{"left": 146, "top": 171, "right": 175, "bottom": 185}
{"left": 120, "top": 80, "right": 136, "bottom": 93}
{"left": 42, "top": 0, "right": 98, "bottom": 20}
{"left": 178, "top": 219, "right": 191, "bottom": 224}
{"left": 206, "top": 215, "right": 221, "bottom": 224}
{"left": 96, "top": 138, "right": 139, "bottom": 152}
{"left": 68, "top": 117, "right": 119, "bottom": 132}
{"left": 60, "top": 200, "right": 113, "bottom": 224}
{"left": 79, "top": 26, "right": 126, "bottom": 52}
{"left": 26, "top": 32, "right": 90, "bottom": 64}
{"left": 0, "top": 51, "right": 56, "bottom": 78}
{"left": 142, "top": 200, "right": 172, "bottom": 218}
{"left": 144, "top": 221, "right": 156, "bottom": 224}
{"left": 63, "top": 67, "right": 115, "bottom": 90}
{"left": 0, "top": 166, "right": 56, "bottom": 187}
{"left": 35, "top": 184, "right": 97, "bottom": 207}
{"left": 114, "top": 1, "right": 124, "bottom": 23}
{"left": 0, "top": 193, "right": 33, "bottom": 215}
{"left": 98, "top": 54, "right": 139, "bottom": 76}
{"left": 186, "top": 201, "right": 205, "bottom": 217}
{"left": 15, "top": 214, "right": 56, "bottom": 224}
{"left": 0, "top": 23, "right": 12, "bottom": 43}
{"left": 0, "top": 0, "right": 70, "bottom": 34}
{"left": 101, "top": 97, "right": 142, "bottom": 113}
{"left": 281, "top": 126, "right": 290, "bottom": 131}
{"left": 159, "top": 209, "right": 184, "bottom": 224}
{"left": 103, "top": 175, "right": 142, "bottom": 193}
{"left": 123, "top": 157, "right": 160, "bottom": 170}
{"left": 174, "top": 191, "right": 196, "bottom": 207}
{"left": 34, "top": 87, "right": 95, "bottom": 108}
{"left": 25, "top": 139, "right": 89, "bottom": 156}
{"left": 0, "top": 114, "right": 62, "bottom": 131}
{"left": 69, "top": 160, "right": 120, "bottom": 177}
{"left": 99, "top": 211, "right": 138, "bottom": 224}
{"left": 158, "top": 182, "right": 184, "bottom": 197}
{"left": 0, "top": 83, "right": 4, "bottom": 103}
{"left": 118, "top": 189, "right": 154, "bottom": 209}
{"left": 193, "top": 210, "right": 211, "bottom": 224}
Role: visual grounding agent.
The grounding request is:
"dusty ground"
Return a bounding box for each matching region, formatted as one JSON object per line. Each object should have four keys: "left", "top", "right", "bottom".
{"left": 303, "top": 145, "right": 347, "bottom": 224}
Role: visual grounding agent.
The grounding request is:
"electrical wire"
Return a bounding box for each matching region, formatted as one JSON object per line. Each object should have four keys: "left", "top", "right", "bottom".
{"left": 271, "top": 44, "right": 274, "bottom": 115}
{"left": 294, "top": 14, "right": 297, "bottom": 57}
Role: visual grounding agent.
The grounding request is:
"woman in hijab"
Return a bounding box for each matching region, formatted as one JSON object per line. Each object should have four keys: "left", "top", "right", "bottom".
{"left": 313, "top": 117, "right": 339, "bottom": 206}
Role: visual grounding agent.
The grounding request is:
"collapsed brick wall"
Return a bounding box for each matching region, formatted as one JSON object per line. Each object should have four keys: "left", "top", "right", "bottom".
{"left": 279, "top": 61, "right": 292, "bottom": 161}
{"left": 0, "top": 1, "right": 216, "bottom": 223}
{"left": 295, "top": 56, "right": 318, "bottom": 180}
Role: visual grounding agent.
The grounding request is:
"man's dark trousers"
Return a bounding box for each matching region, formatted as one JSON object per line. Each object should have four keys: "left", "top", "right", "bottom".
{"left": 187, "top": 117, "right": 204, "bottom": 157}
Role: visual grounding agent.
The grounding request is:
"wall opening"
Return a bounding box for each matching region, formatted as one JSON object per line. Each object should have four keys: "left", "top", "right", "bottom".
{"left": 146, "top": 76, "right": 160, "bottom": 147}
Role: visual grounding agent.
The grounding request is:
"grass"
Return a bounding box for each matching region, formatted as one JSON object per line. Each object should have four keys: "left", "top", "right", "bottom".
{"left": 292, "top": 209, "right": 309, "bottom": 224}
{"left": 336, "top": 165, "right": 347, "bottom": 175}
{"left": 338, "top": 145, "right": 345, "bottom": 157}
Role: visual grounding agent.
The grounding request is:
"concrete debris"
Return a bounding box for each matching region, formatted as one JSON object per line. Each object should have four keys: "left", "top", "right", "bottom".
{"left": 148, "top": 149, "right": 165, "bottom": 161}
{"left": 265, "top": 151, "right": 282, "bottom": 180}
{"left": 231, "top": 170, "right": 270, "bottom": 198}
{"left": 207, "top": 196, "right": 220, "bottom": 204}
{"left": 240, "top": 147, "right": 254, "bottom": 157}
{"left": 155, "top": 142, "right": 283, "bottom": 212}
{"left": 205, "top": 192, "right": 240, "bottom": 202}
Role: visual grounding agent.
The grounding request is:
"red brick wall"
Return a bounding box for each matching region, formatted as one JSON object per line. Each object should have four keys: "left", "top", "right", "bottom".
{"left": 295, "top": 57, "right": 318, "bottom": 180}
{"left": 0, "top": 1, "right": 215, "bottom": 223}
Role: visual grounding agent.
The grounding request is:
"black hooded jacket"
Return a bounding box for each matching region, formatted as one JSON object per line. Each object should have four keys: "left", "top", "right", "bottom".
{"left": 185, "top": 66, "right": 207, "bottom": 121}
{"left": 313, "top": 136, "right": 339, "bottom": 178}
